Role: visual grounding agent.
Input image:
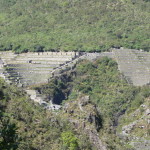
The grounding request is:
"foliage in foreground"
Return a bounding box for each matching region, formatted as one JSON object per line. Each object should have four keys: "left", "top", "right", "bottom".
{"left": 1, "top": 57, "right": 150, "bottom": 149}
{"left": 0, "top": 79, "right": 91, "bottom": 150}
{"left": 36, "top": 57, "right": 150, "bottom": 149}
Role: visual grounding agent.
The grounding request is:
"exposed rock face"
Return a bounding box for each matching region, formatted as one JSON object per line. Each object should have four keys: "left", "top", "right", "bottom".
{"left": 63, "top": 95, "right": 107, "bottom": 150}
{"left": 118, "top": 98, "right": 150, "bottom": 150}
{"left": 26, "top": 89, "right": 61, "bottom": 110}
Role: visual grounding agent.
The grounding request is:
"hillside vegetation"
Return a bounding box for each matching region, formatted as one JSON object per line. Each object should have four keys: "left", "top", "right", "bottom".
{"left": 35, "top": 57, "right": 150, "bottom": 149}
{"left": 0, "top": 79, "right": 92, "bottom": 150}
{"left": 0, "top": 57, "right": 150, "bottom": 149}
{"left": 0, "top": 0, "right": 150, "bottom": 53}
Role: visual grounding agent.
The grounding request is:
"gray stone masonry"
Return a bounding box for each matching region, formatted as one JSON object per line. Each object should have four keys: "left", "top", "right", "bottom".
{"left": 112, "top": 48, "right": 150, "bottom": 86}
{"left": 2, "top": 49, "right": 150, "bottom": 87}
{"left": 0, "top": 51, "right": 80, "bottom": 86}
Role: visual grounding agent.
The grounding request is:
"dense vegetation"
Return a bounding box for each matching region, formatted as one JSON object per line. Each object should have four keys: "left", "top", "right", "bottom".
{"left": 0, "top": 79, "right": 92, "bottom": 150}
{"left": 0, "top": 56, "right": 150, "bottom": 149}
{"left": 69, "top": 57, "right": 150, "bottom": 148}
{"left": 35, "top": 57, "right": 150, "bottom": 149}
{"left": 0, "top": 0, "right": 150, "bottom": 53}
{"left": 77, "top": 59, "right": 146, "bottom": 111}
{"left": 34, "top": 74, "right": 72, "bottom": 104}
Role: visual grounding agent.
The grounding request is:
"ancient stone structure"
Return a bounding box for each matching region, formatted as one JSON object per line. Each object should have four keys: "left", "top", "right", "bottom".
{"left": 1, "top": 49, "right": 150, "bottom": 109}
{"left": 0, "top": 51, "right": 82, "bottom": 110}
{"left": 112, "top": 48, "right": 150, "bottom": 86}
{"left": 82, "top": 49, "right": 150, "bottom": 87}
{"left": 1, "top": 49, "right": 150, "bottom": 87}
{"left": 0, "top": 51, "right": 80, "bottom": 87}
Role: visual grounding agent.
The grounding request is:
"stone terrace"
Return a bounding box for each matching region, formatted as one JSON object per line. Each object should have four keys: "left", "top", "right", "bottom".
{"left": 1, "top": 49, "right": 150, "bottom": 109}
{"left": 1, "top": 49, "right": 150, "bottom": 87}
{"left": 113, "top": 48, "right": 150, "bottom": 86}
{"left": 0, "top": 51, "right": 79, "bottom": 87}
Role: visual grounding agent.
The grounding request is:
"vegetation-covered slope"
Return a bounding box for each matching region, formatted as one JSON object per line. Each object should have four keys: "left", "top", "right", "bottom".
{"left": 35, "top": 57, "right": 150, "bottom": 149}
{"left": 68, "top": 57, "right": 150, "bottom": 149}
{"left": 0, "top": 57, "right": 150, "bottom": 149}
{"left": 0, "top": 0, "right": 150, "bottom": 53}
{"left": 0, "top": 79, "right": 92, "bottom": 150}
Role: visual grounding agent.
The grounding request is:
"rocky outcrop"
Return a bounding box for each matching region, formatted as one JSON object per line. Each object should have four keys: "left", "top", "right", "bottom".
{"left": 63, "top": 95, "right": 107, "bottom": 150}
{"left": 26, "top": 89, "right": 61, "bottom": 110}
{"left": 118, "top": 98, "right": 150, "bottom": 150}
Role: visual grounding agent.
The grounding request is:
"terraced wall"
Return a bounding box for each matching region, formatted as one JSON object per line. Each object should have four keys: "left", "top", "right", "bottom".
{"left": 0, "top": 51, "right": 80, "bottom": 87}
{"left": 1, "top": 49, "right": 150, "bottom": 88}
{"left": 113, "top": 48, "right": 150, "bottom": 86}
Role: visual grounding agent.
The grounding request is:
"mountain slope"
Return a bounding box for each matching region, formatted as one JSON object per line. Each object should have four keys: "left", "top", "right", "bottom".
{"left": 0, "top": 78, "right": 92, "bottom": 150}
{"left": 35, "top": 57, "right": 150, "bottom": 149}
{"left": 0, "top": 57, "right": 150, "bottom": 149}
{"left": 0, "top": 0, "right": 150, "bottom": 52}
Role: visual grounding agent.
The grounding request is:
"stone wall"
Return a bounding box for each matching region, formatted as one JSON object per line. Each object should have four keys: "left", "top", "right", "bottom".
{"left": 2, "top": 49, "right": 150, "bottom": 110}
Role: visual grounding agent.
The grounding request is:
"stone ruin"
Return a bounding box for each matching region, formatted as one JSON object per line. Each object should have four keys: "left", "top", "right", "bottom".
{"left": 79, "top": 49, "right": 150, "bottom": 87}
{"left": 1, "top": 49, "right": 150, "bottom": 109}
{"left": 0, "top": 51, "right": 82, "bottom": 110}
{"left": 1, "top": 49, "right": 150, "bottom": 87}
{"left": 0, "top": 51, "right": 80, "bottom": 87}
{"left": 0, "top": 51, "right": 114, "bottom": 110}
{"left": 0, "top": 51, "right": 115, "bottom": 88}
{"left": 112, "top": 48, "right": 150, "bottom": 86}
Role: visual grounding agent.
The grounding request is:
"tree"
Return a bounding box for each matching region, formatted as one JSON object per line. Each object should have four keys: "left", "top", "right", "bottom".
{"left": 61, "top": 131, "right": 79, "bottom": 150}
{"left": 0, "top": 115, "right": 19, "bottom": 150}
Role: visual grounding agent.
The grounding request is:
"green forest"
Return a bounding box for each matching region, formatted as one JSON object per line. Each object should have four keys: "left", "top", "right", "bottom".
{"left": 0, "top": 0, "right": 150, "bottom": 149}
{"left": 0, "top": 0, "right": 150, "bottom": 53}
{"left": 0, "top": 57, "right": 150, "bottom": 149}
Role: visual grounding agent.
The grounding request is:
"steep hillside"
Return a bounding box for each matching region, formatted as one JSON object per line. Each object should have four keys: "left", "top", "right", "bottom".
{"left": 67, "top": 57, "right": 150, "bottom": 149}
{"left": 1, "top": 56, "right": 150, "bottom": 150}
{"left": 34, "top": 57, "right": 150, "bottom": 149}
{"left": 117, "top": 97, "right": 150, "bottom": 150}
{"left": 0, "top": 0, "right": 150, "bottom": 52}
{"left": 0, "top": 78, "right": 92, "bottom": 150}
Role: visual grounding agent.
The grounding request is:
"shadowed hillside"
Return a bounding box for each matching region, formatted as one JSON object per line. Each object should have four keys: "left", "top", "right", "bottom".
{"left": 0, "top": 0, "right": 150, "bottom": 52}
